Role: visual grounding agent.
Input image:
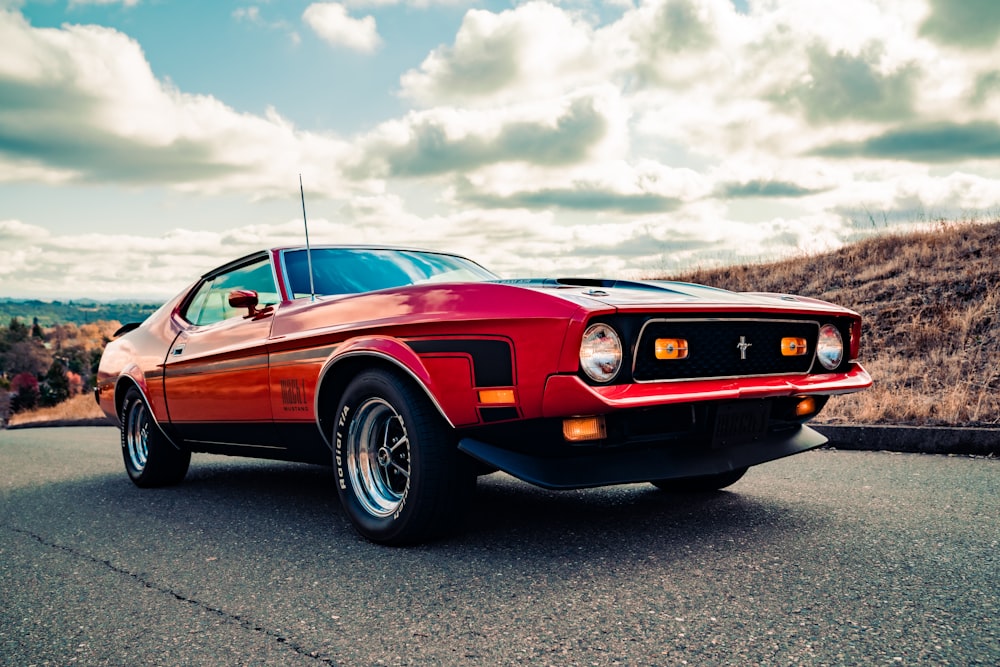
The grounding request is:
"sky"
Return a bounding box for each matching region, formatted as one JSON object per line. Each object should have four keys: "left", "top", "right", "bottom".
{"left": 1, "top": 0, "right": 999, "bottom": 300}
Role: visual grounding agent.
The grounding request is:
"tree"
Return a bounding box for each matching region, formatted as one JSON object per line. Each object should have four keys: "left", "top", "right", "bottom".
{"left": 66, "top": 371, "right": 83, "bottom": 397}
{"left": 0, "top": 340, "right": 52, "bottom": 378}
{"left": 89, "top": 348, "right": 102, "bottom": 383}
{"left": 10, "top": 372, "right": 39, "bottom": 413}
{"left": 4, "top": 318, "right": 29, "bottom": 345}
{"left": 40, "top": 361, "right": 70, "bottom": 407}
{"left": 53, "top": 343, "right": 93, "bottom": 390}
{"left": 0, "top": 317, "right": 117, "bottom": 396}
{"left": 0, "top": 388, "right": 10, "bottom": 427}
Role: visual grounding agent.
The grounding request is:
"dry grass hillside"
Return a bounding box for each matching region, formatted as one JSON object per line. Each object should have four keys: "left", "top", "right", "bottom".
{"left": 664, "top": 220, "right": 1000, "bottom": 427}
{"left": 8, "top": 392, "right": 111, "bottom": 428}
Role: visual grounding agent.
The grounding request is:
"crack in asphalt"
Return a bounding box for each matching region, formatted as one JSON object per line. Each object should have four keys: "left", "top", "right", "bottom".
{"left": 5, "top": 524, "right": 339, "bottom": 666}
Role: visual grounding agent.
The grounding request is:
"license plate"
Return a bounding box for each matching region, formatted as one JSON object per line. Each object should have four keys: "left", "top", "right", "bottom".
{"left": 711, "top": 402, "right": 770, "bottom": 448}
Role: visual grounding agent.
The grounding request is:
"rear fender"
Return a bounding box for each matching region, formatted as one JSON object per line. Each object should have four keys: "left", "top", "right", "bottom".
{"left": 113, "top": 367, "right": 184, "bottom": 451}
{"left": 113, "top": 364, "right": 151, "bottom": 422}
{"left": 314, "top": 336, "right": 456, "bottom": 448}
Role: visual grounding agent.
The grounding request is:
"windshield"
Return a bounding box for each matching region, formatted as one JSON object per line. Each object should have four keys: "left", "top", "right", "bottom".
{"left": 282, "top": 248, "right": 497, "bottom": 298}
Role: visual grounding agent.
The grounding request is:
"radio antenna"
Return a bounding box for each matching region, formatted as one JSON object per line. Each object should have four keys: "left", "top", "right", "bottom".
{"left": 299, "top": 174, "right": 316, "bottom": 302}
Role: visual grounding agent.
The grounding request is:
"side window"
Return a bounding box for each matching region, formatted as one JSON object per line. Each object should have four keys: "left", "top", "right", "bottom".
{"left": 194, "top": 280, "right": 231, "bottom": 325}
{"left": 182, "top": 281, "right": 212, "bottom": 325}
{"left": 181, "top": 259, "right": 277, "bottom": 326}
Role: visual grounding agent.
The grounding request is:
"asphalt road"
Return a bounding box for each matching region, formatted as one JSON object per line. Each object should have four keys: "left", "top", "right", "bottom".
{"left": 1, "top": 427, "right": 997, "bottom": 666}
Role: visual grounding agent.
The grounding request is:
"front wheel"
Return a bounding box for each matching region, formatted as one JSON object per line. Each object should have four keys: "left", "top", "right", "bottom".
{"left": 650, "top": 467, "right": 748, "bottom": 493}
{"left": 333, "top": 369, "right": 473, "bottom": 545}
{"left": 120, "top": 387, "right": 190, "bottom": 488}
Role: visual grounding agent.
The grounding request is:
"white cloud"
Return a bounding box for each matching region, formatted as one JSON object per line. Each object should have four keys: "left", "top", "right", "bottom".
{"left": 0, "top": 219, "right": 51, "bottom": 242}
{"left": 0, "top": 220, "right": 336, "bottom": 299}
{"left": 400, "top": 1, "right": 613, "bottom": 107}
{"left": 356, "top": 87, "right": 628, "bottom": 178}
{"left": 0, "top": 10, "right": 365, "bottom": 197}
{"left": 816, "top": 166, "right": 1000, "bottom": 221}
{"left": 450, "top": 157, "right": 710, "bottom": 216}
{"left": 303, "top": 2, "right": 381, "bottom": 53}
{"left": 232, "top": 6, "right": 261, "bottom": 22}
{"left": 233, "top": 5, "right": 301, "bottom": 44}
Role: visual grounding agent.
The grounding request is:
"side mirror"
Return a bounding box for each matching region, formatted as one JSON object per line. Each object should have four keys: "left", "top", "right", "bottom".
{"left": 228, "top": 289, "right": 261, "bottom": 318}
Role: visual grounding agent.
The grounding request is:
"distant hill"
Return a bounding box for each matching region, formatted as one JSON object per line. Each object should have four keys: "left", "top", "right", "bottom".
{"left": 663, "top": 219, "right": 1000, "bottom": 427}
{"left": 0, "top": 299, "right": 162, "bottom": 327}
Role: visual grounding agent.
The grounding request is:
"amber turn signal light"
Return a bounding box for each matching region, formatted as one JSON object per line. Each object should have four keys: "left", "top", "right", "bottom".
{"left": 563, "top": 416, "right": 607, "bottom": 442}
{"left": 795, "top": 396, "right": 817, "bottom": 417}
{"left": 655, "top": 338, "right": 689, "bottom": 360}
{"left": 477, "top": 389, "right": 516, "bottom": 405}
{"left": 781, "top": 337, "right": 808, "bottom": 356}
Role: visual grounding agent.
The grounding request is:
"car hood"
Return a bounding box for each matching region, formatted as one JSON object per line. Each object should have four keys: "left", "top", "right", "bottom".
{"left": 493, "top": 278, "right": 843, "bottom": 313}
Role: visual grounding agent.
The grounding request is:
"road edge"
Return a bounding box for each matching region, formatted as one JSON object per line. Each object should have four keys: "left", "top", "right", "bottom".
{"left": 4, "top": 420, "right": 999, "bottom": 458}
{"left": 813, "top": 424, "right": 999, "bottom": 457}
{"left": 5, "top": 417, "right": 115, "bottom": 430}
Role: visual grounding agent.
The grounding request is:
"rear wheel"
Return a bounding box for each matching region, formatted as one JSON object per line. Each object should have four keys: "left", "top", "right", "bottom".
{"left": 120, "top": 387, "right": 190, "bottom": 488}
{"left": 650, "top": 467, "right": 748, "bottom": 493}
{"left": 334, "top": 369, "right": 473, "bottom": 545}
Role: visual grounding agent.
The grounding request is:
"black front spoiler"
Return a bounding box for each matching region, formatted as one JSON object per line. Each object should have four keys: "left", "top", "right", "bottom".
{"left": 458, "top": 425, "right": 828, "bottom": 490}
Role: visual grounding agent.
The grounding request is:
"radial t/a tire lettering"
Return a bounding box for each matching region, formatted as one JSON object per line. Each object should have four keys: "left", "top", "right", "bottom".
{"left": 650, "top": 466, "right": 748, "bottom": 493}
{"left": 334, "top": 369, "right": 474, "bottom": 545}
{"left": 120, "top": 387, "right": 190, "bottom": 488}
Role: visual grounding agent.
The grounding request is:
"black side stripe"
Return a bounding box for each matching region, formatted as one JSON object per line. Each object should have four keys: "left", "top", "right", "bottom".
{"left": 406, "top": 339, "right": 514, "bottom": 387}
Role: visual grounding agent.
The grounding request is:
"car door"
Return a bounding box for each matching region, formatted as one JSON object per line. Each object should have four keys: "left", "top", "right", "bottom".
{"left": 163, "top": 255, "right": 280, "bottom": 448}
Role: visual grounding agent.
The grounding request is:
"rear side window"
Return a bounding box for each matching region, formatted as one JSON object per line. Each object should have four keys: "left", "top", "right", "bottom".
{"left": 182, "top": 259, "right": 277, "bottom": 326}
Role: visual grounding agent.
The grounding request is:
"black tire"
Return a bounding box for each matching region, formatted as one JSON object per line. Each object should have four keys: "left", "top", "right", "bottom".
{"left": 120, "top": 387, "right": 190, "bottom": 488}
{"left": 650, "top": 466, "right": 748, "bottom": 493}
{"left": 333, "top": 369, "right": 474, "bottom": 545}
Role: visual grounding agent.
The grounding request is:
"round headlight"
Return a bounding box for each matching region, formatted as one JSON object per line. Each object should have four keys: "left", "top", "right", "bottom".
{"left": 580, "top": 323, "right": 623, "bottom": 383}
{"left": 816, "top": 324, "right": 844, "bottom": 370}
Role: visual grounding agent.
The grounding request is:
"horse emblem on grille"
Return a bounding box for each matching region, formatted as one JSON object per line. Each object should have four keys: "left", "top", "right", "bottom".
{"left": 736, "top": 336, "right": 753, "bottom": 360}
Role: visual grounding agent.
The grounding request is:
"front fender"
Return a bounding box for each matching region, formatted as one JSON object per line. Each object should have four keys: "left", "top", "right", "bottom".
{"left": 314, "top": 336, "right": 467, "bottom": 446}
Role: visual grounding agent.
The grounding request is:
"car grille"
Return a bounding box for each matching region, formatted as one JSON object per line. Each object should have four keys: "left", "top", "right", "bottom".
{"left": 632, "top": 318, "right": 819, "bottom": 382}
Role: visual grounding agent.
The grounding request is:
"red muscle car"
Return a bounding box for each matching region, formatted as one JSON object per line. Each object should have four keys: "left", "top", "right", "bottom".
{"left": 96, "top": 245, "right": 871, "bottom": 544}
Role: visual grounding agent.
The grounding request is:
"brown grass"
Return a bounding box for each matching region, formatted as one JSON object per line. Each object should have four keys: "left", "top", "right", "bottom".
{"left": 661, "top": 219, "right": 1000, "bottom": 426}
{"left": 8, "top": 392, "right": 113, "bottom": 428}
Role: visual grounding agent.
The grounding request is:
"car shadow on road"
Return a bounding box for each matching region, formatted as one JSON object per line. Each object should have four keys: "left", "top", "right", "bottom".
{"left": 452, "top": 472, "right": 820, "bottom": 561}
{"left": 176, "top": 459, "right": 818, "bottom": 558}
{"left": 6, "top": 455, "right": 827, "bottom": 570}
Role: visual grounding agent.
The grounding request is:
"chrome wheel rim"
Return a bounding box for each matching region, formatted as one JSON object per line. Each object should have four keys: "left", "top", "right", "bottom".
{"left": 346, "top": 397, "right": 410, "bottom": 518}
{"left": 125, "top": 401, "right": 149, "bottom": 473}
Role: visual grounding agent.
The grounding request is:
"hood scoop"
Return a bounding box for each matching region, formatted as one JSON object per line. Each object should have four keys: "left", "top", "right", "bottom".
{"left": 494, "top": 276, "right": 768, "bottom": 306}
{"left": 498, "top": 277, "right": 702, "bottom": 297}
